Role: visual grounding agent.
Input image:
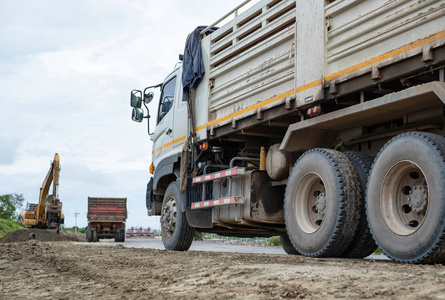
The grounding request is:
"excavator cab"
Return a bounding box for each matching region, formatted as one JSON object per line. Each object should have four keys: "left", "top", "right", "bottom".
{"left": 18, "top": 203, "right": 38, "bottom": 226}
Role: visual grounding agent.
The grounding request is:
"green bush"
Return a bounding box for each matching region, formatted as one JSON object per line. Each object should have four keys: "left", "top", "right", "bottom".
{"left": 0, "top": 219, "right": 22, "bottom": 239}
{"left": 194, "top": 231, "right": 203, "bottom": 241}
{"left": 0, "top": 195, "right": 15, "bottom": 220}
{"left": 266, "top": 236, "right": 281, "bottom": 247}
{"left": 64, "top": 226, "right": 86, "bottom": 233}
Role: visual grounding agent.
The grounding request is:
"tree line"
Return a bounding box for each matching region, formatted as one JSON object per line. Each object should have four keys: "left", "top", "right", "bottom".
{"left": 0, "top": 193, "right": 25, "bottom": 220}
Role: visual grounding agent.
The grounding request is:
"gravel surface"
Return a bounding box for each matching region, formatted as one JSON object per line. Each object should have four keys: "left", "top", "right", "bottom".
{"left": 1, "top": 231, "right": 445, "bottom": 299}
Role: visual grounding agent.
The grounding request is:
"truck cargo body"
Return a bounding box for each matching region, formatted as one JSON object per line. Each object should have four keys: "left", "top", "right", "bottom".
{"left": 132, "top": 0, "right": 445, "bottom": 263}
{"left": 193, "top": 0, "right": 445, "bottom": 144}
{"left": 87, "top": 197, "right": 127, "bottom": 243}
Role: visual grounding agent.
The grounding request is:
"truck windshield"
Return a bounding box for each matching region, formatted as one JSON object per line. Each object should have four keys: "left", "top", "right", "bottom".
{"left": 158, "top": 76, "right": 176, "bottom": 124}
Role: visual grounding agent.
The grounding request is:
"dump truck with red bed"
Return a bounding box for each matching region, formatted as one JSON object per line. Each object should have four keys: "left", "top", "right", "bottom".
{"left": 86, "top": 197, "right": 127, "bottom": 242}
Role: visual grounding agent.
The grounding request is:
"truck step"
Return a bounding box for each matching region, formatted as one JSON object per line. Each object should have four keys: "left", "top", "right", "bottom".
{"left": 192, "top": 167, "right": 245, "bottom": 184}
{"left": 191, "top": 197, "right": 243, "bottom": 209}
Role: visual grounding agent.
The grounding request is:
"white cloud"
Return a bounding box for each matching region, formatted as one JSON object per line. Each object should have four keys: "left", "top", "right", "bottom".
{"left": 0, "top": 136, "right": 21, "bottom": 165}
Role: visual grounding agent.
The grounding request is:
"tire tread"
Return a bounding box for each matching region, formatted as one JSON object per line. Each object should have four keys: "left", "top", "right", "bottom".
{"left": 341, "top": 152, "right": 377, "bottom": 258}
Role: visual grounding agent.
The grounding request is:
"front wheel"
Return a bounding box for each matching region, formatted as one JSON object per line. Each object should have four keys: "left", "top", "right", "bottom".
{"left": 280, "top": 233, "right": 300, "bottom": 255}
{"left": 367, "top": 132, "right": 445, "bottom": 264}
{"left": 161, "top": 181, "right": 194, "bottom": 251}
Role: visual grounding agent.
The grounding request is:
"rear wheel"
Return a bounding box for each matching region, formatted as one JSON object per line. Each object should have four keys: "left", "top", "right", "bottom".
{"left": 284, "top": 149, "right": 360, "bottom": 257}
{"left": 341, "top": 152, "right": 377, "bottom": 258}
{"left": 115, "top": 231, "right": 120, "bottom": 242}
{"left": 92, "top": 230, "right": 99, "bottom": 243}
{"left": 161, "top": 181, "right": 194, "bottom": 251}
{"left": 86, "top": 230, "right": 92, "bottom": 242}
{"left": 367, "top": 132, "right": 445, "bottom": 264}
{"left": 120, "top": 230, "right": 125, "bottom": 242}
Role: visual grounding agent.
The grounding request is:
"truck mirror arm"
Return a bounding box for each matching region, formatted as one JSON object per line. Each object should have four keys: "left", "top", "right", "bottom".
{"left": 143, "top": 83, "right": 162, "bottom": 104}
{"left": 143, "top": 101, "right": 151, "bottom": 135}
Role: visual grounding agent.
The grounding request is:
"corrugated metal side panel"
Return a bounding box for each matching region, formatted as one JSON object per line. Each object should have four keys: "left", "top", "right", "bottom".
{"left": 87, "top": 197, "right": 127, "bottom": 222}
{"left": 326, "top": 0, "right": 445, "bottom": 80}
{"left": 208, "top": 0, "right": 296, "bottom": 127}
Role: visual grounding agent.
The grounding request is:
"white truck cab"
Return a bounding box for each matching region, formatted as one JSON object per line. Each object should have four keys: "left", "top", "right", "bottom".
{"left": 151, "top": 65, "right": 188, "bottom": 166}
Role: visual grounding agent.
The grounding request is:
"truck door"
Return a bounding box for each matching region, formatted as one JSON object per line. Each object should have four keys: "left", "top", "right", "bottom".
{"left": 172, "top": 68, "right": 187, "bottom": 151}
{"left": 152, "top": 74, "right": 177, "bottom": 164}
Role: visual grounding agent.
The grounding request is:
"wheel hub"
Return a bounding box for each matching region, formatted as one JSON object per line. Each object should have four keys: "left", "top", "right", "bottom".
{"left": 407, "top": 185, "right": 428, "bottom": 213}
{"left": 315, "top": 192, "right": 327, "bottom": 215}
{"left": 380, "top": 160, "right": 429, "bottom": 235}
{"left": 295, "top": 172, "right": 326, "bottom": 234}
{"left": 162, "top": 198, "right": 177, "bottom": 237}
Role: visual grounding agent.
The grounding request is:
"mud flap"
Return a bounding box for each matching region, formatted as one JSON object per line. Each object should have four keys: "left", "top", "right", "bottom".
{"left": 180, "top": 141, "right": 190, "bottom": 194}
{"left": 146, "top": 178, "right": 155, "bottom": 216}
{"left": 186, "top": 209, "right": 213, "bottom": 228}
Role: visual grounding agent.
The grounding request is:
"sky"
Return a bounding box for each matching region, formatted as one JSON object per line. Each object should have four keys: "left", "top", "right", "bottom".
{"left": 0, "top": 0, "right": 256, "bottom": 230}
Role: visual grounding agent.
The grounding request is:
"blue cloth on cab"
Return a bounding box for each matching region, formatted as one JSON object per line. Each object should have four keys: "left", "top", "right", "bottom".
{"left": 182, "top": 26, "right": 217, "bottom": 96}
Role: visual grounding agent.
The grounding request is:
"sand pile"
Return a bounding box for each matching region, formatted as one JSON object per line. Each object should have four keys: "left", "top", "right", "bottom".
{"left": 0, "top": 227, "right": 86, "bottom": 243}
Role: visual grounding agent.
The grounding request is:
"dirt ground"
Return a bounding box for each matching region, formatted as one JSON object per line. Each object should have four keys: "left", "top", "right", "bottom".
{"left": 0, "top": 227, "right": 86, "bottom": 243}
{"left": 1, "top": 231, "right": 445, "bottom": 299}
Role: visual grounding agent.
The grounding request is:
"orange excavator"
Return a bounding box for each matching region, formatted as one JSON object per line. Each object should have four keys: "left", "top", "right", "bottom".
{"left": 19, "top": 153, "right": 64, "bottom": 229}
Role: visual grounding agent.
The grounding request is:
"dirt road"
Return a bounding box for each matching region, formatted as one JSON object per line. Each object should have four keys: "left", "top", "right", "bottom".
{"left": 1, "top": 239, "right": 445, "bottom": 299}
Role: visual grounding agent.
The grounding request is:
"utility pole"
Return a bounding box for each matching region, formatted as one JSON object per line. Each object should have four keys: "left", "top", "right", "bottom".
{"left": 74, "top": 211, "right": 80, "bottom": 232}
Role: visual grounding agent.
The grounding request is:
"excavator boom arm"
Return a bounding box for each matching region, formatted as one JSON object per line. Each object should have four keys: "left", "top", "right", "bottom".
{"left": 36, "top": 153, "right": 61, "bottom": 226}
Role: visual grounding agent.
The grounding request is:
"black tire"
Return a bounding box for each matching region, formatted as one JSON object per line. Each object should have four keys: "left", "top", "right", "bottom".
{"left": 284, "top": 149, "right": 360, "bottom": 257}
{"left": 120, "top": 230, "right": 125, "bottom": 243}
{"left": 341, "top": 152, "right": 377, "bottom": 258}
{"left": 115, "top": 231, "right": 120, "bottom": 243}
{"left": 86, "top": 230, "right": 92, "bottom": 242}
{"left": 161, "top": 181, "right": 194, "bottom": 251}
{"left": 280, "top": 233, "right": 300, "bottom": 255}
{"left": 367, "top": 132, "right": 445, "bottom": 264}
{"left": 92, "top": 230, "right": 99, "bottom": 243}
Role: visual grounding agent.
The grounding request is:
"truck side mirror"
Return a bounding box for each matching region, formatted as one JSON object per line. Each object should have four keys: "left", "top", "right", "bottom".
{"left": 143, "top": 88, "right": 154, "bottom": 104}
{"left": 132, "top": 108, "right": 144, "bottom": 122}
{"left": 131, "top": 90, "right": 142, "bottom": 108}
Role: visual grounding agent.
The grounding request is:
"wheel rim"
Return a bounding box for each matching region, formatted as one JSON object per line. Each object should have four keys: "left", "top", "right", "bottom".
{"left": 295, "top": 172, "right": 326, "bottom": 234}
{"left": 380, "top": 160, "right": 429, "bottom": 236}
{"left": 162, "top": 196, "right": 177, "bottom": 237}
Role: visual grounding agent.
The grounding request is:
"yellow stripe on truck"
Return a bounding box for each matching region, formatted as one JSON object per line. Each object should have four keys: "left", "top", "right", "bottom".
{"left": 325, "top": 30, "right": 445, "bottom": 82}
{"left": 155, "top": 135, "right": 187, "bottom": 153}
{"left": 163, "top": 135, "right": 187, "bottom": 148}
{"left": 207, "top": 90, "right": 295, "bottom": 127}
